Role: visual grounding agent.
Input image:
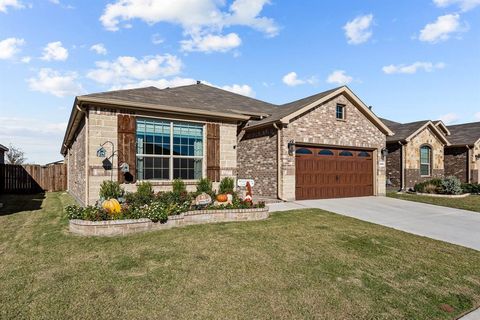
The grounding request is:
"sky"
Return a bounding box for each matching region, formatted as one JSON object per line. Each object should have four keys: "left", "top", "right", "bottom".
{"left": 0, "top": 0, "right": 479, "bottom": 164}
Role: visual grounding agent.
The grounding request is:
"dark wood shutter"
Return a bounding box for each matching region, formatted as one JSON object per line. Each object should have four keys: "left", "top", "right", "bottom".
{"left": 117, "top": 114, "right": 136, "bottom": 183}
{"left": 206, "top": 123, "right": 220, "bottom": 182}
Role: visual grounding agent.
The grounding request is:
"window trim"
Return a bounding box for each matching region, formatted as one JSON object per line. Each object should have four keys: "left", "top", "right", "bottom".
{"left": 336, "top": 104, "right": 346, "bottom": 120}
{"left": 136, "top": 118, "right": 205, "bottom": 181}
{"left": 420, "top": 145, "right": 432, "bottom": 177}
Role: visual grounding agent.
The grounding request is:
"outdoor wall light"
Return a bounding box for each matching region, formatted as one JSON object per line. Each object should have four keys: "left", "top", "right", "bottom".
{"left": 381, "top": 148, "right": 388, "bottom": 160}
{"left": 288, "top": 140, "right": 295, "bottom": 156}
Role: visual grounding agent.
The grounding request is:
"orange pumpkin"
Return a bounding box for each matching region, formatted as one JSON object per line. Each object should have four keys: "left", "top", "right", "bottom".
{"left": 216, "top": 194, "right": 228, "bottom": 202}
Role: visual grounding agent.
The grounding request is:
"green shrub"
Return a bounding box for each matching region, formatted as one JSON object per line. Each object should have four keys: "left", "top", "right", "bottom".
{"left": 65, "top": 205, "right": 108, "bottom": 221}
{"left": 442, "top": 176, "right": 463, "bottom": 195}
{"left": 219, "top": 177, "right": 235, "bottom": 194}
{"left": 172, "top": 179, "right": 186, "bottom": 194}
{"left": 125, "top": 181, "right": 155, "bottom": 206}
{"left": 414, "top": 179, "right": 442, "bottom": 193}
{"left": 462, "top": 183, "right": 480, "bottom": 194}
{"left": 196, "top": 178, "right": 213, "bottom": 194}
{"left": 156, "top": 191, "right": 191, "bottom": 214}
{"left": 65, "top": 205, "right": 83, "bottom": 220}
{"left": 99, "top": 180, "right": 124, "bottom": 199}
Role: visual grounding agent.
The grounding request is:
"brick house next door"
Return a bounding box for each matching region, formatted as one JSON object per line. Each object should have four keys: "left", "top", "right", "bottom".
{"left": 295, "top": 146, "right": 374, "bottom": 200}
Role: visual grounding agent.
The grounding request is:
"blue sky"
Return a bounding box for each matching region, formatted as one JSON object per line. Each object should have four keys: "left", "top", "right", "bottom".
{"left": 0, "top": 0, "right": 479, "bottom": 164}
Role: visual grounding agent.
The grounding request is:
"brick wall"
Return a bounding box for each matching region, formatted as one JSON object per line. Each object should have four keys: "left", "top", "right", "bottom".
{"left": 237, "top": 127, "right": 278, "bottom": 198}
{"left": 280, "top": 93, "right": 386, "bottom": 200}
{"left": 444, "top": 146, "right": 468, "bottom": 182}
{"left": 386, "top": 143, "right": 402, "bottom": 188}
{"left": 67, "top": 119, "right": 86, "bottom": 205}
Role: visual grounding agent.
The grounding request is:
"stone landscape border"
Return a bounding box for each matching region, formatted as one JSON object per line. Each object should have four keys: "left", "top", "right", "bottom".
{"left": 69, "top": 207, "right": 269, "bottom": 236}
{"left": 403, "top": 192, "right": 471, "bottom": 198}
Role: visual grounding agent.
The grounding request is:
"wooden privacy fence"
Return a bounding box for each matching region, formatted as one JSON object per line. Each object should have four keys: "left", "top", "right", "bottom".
{"left": 0, "top": 163, "right": 67, "bottom": 194}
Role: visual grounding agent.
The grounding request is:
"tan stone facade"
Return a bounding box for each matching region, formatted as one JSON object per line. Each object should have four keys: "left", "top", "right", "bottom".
{"left": 66, "top": 105, "right": 238, "bottom": 205}
{"left": 280, "top": 94, "right": 386, "bottom": 200}
{"left": 472, "top": 142, "right": 480, "bottom": 183}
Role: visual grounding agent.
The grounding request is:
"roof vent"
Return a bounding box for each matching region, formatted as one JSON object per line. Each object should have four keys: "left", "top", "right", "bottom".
{"left": 368, "top": 106, "right": 373, "bottom": 110}
{"left": 196, "top": 80, "right": 201, "bottom": 85}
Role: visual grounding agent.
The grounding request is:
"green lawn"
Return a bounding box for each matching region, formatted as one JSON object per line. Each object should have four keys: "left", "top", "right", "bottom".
{"left": 1, "top": 192, "right": 480, "bottom": 319}
{"left": 388, "top": 192, "right": 480, "bottom": 213}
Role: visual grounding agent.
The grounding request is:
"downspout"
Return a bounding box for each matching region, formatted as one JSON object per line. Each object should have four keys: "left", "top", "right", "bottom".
{"left": 273, "top": 123, "right": 285, "bottom": 201}
{"left": 466, "top": 145, "right": 471, "bottom": 183}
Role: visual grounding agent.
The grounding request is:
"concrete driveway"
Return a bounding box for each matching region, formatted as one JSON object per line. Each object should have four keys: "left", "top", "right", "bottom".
{"left": 268, "top": 196, "right": 480, "bottom": 251}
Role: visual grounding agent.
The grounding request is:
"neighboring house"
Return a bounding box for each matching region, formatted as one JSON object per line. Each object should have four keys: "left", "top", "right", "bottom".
{"left": 381, "top": 119, "right": 450, "bottom": 190}
{"left": 0, "top": 144, "right": 8, "bottom": 164}
{"left": 61, "top": 83, "right": 393, "bottom": 206}
{"left": 443, "top": 122, "right": 480, "bottom": 183}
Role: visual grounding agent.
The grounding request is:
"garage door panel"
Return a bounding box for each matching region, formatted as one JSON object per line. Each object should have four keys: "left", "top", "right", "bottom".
{"left": 296, "top": 147, "right": 374, "bottom": 200}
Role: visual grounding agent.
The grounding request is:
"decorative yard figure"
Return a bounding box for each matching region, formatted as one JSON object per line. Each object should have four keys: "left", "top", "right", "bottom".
{"left": 244, "top": 181, "right": 253, "bottom": 205}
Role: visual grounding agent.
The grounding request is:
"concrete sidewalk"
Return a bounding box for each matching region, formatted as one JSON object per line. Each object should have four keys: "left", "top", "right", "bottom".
{"left": 268, "top": 196, "right": 480, "bottom": 251}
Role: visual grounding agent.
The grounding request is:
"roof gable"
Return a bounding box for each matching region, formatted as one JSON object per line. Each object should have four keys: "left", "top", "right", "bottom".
{"left": 383, "top": 119, "right": 450, "bottom": 145}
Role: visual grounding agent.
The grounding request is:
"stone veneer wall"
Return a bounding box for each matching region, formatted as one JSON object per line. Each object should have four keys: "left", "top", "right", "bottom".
{"left": 82, "top": 106, "right": 237, "bottom": 205}
{"left": 403, "top": 127, "right": 445, "bottom": 189}
{"left": 280, "top": 94, "right": 387, "bottom": 200}
{"left": 386, "top": 143, "right": 402, "bottom": 189}
{"left": 444, "top": 146, "right": 468, "bottom": 182}
{"left": 237, "top": 127, "right": 278, "bottom": 198}
{"left": 472, "top": 142, "right": 480, "bottom": 183}
{"left": 87, "top": 107, "right": 119, "bottom": 205}
{"left": 67, "top": 119, "right": 86, "bottom": 205}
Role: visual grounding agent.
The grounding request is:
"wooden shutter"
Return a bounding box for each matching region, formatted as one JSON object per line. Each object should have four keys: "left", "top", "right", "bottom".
{"left": 206, "top": 123, "right": 220, "bottom": 182}
{"left": 117, "top": 114, "right": 136, "bottom": 183}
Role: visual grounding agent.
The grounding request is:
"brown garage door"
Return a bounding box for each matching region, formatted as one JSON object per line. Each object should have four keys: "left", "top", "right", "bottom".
{"left": 295, "top": 147, "right": 374, "bottom": 200}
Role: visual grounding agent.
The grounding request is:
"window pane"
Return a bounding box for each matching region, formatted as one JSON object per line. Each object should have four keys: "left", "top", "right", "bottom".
{"left": 296, "top": 148, "right": 312, "bottom": 155}
{"left": 137, "top": 156, "right": 169, "bottom": 180}
{"left": 420, "top": 146, "right": 431, "bottom": 164}
{"left": 173, "top": 122, "right": 203, "bottom": 157}
{"left": 136, "top": 119, "right": 170, "bottom": 155}
{"left": 358, "top": 151, "right": 371, "bottom": 157}
{"left": 319, "top": 149, "right": 334, "bottom": 156}
{"left": 421, "top": 164, "right": 430, "bottom": 176}
{"left": 339, "top": 151, "right": 353, "bottom": 156}
{"left": 173, "top": 158, "right": 202, "bottom": 180}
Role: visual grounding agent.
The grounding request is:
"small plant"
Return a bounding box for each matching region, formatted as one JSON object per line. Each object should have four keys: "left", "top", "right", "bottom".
{"left": 65, "top": 205, "right": 83, "bottom": 220}
{"left": 423, "top": 183, "right": 439, "bottom": 194}
{"left": 219, "top": 177, "right": 235, "bottom": 194}
{"left": 442, "top": 176, "right": 463, "bottom": 195}
{"left": 99, "top": 180, "right": 125, "bottom": 199}
{"left": 414, "top": 179, "right": 442, "bottom": 193}
{"left": 144, "top": 202, "right": 168, "bottom": 223}
{"left": 172, "top": 179, "right": 186, "bottom": 194}
{"left": 196, "top": 178, "right": 212, "bottom": 194}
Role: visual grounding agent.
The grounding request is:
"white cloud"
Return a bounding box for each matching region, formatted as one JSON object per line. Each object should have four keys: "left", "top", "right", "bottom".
{"left": 20, "top": 56, "right": 31, "bottom": 63}
{"left": 382, "top": 62, "right": 446, "bottom": 74}
{"left": 181, "top": 33, "right": 241, "bottom": 53}
{"left": 343, "top": 14, "right": 374, "bottom": 45}
{"left": 0, "top": 0, "right": 24, "bottom": 13}
{"left": 112, "top": 77, "right": 255, "bottom": 97}
{"left": 439, "top": 113, "right": 460, "bottom": 124}
{"left": 419, "top": 14, "right": 464, "bottom": 43}
{"left": 41, "top": 41, "right": 69, "bottom": 61}
{"left": 326, "top": 70, "right": 353, "bottom": 85}
{"left": 282, "top": 72, "right": 316, "bottom": 87}
{"left": 151, "top": 33, "right": 164, "bottom": 45}
{"left": 0, "top": 37, "right": 25, "bottom": 59}
{"left": 87, "top": 54, "right": 182, "bottom": 86}
{"left": 0, "top": 116, "right": 67, "bottom": 135}
{"left": 221, "top": 84, "right": 254, "bottom": 97}
{"left": 28, "top": 68, "right": 85, "bottom": 97}
{"left": 99, "top": 0, "right": 277, "bottom": 52}
{"left": 90, "top": 43, "right": 107, "bottom": 55}
{"left": 433, "top": 0, "right": 480, "bottom": 11}
{"left": 474, "top": 112, "right": 480, "bottom": 121}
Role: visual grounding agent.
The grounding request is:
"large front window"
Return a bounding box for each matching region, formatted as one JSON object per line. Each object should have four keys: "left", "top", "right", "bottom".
{"left": 136, "top": 119, "right": 203, "bottom": 180}
{"left": 420, "top": 145, "right": 432, "bottom": 176}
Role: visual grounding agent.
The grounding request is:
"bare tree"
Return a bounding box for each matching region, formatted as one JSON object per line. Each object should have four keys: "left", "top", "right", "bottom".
{"left": 5, "top": 144, "right": 26, "bottom": 165}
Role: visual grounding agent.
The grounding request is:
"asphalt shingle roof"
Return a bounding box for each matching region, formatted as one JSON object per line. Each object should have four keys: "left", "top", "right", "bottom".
{"left": 82, "top": 84, "right": 279, "bottom": 117}
{"left": 447, "top": 122, "right": 480, "bottom": 146}
{"left": 0, "top": 144, "right": 8, "bottom": 151}
{"left": 380, "top": 118, "right": 430, "bottom": 142}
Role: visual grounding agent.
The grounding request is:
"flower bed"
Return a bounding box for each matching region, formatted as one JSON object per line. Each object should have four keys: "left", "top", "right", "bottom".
{"left": 66, "top": 178, "right": 266, "bottom": 233}
{"left": 413, "top": 176, "right": 467, "bottom": 196}
{"left": 69, "top": 207, "right": 269, "bottom": 237}
{"left": 404, "top": 191, "right": 471, "bottom": 198}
